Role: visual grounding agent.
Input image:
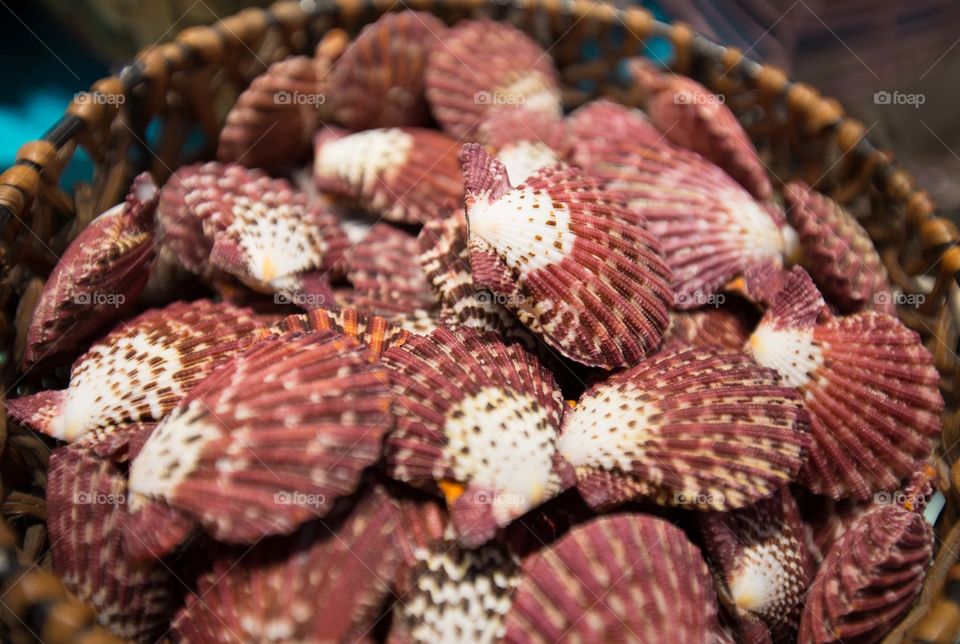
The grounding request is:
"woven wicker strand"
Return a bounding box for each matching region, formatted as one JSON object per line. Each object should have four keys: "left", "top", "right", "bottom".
{"left": 0, "top": 1, "right": 958, "bottom": 641}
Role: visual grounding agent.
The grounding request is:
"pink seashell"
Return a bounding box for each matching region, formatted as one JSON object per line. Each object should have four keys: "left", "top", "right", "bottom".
{"left": 173, "top": 485, "right": 402, "bottom": 642}
{"left": 125, "top": 330, "right": 392, "bottom": 557}
{"left": 784, "top": 180, "right": 894, "bottom": 314}
{"left": 663, "top": 301, "right": 758, "bottom": 352}
{"left": 567, "top": 100, "right": 786, "bottom": 308}
{"left": 382, "top": 326, "right": 566, "bottom": 547}
{"left": 558, "top": 345, "right": 810, "bottom": 511}
{"left": 424, "top": 19, "right": 562, "bottom": 140}
{"left": 47, "top": 444, "right": 175, "bottom": 641}
{"left": 746, "top": 267, "right": 943, "bottom": 500}
{"left": 75, "top": 422, "right": 156, "bottom": 463}
{"left": 502, "top": 514, "right": 721, "bottom": 642}
{"left": 477, "top": 110, "right": 568, "bottom": 184}
{"left": 271, "top": 306, "right": 413, "bottom": 362}
{"left": 313, "top": 126, "right": 464, "bottom": 224}
{"left": 24, "top": 172, "right": 158, "bottom": 369}
{"left": 6, "top": 300, "right": 264, "bottom": 442}
{"left": 461, "top": 143, "right": 673, "bottom": 369}
{"left": 327, "top": 11, "right": 447, "bottom": 130}
{"left": 701, "top": 487, "right": 815, "bottom": 642}
{"left": 799, "top": 503, "right": 933, "bottom": 643}
{"left": 629, "top": 58, "right": 772, "bottom": 200}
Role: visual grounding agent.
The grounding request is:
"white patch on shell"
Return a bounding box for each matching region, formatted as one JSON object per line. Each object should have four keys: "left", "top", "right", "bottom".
{"left": 445, "top": 386, "right": 554, "bottom": 515}
{"left": 729, "top": 532, "right": 804, "bottom": 621}
{"left": 315, "top": 129, "right": 414, "bottom": 192}
{"left": 497, "top": 142, "right": 560, "bottom": 184}
{"left": 734, "top": 191, "right": 786, "bottom": 259}
{"left": 469, "top": 187, "right": 575, "bottom": 276}
{"left": 128, "top": 401, "right": 221, "bottom": 510}
{"left": 497, "top": 72, "right": 562, "bottom": 116}
{"left": 747, "top": 324, "right": 823, "bottom": 389}
{"left": 56, "top": 334, "right": 184, "bottom": 441}
{"left": 558, "top": 382, "right": 650, "bottom": 471}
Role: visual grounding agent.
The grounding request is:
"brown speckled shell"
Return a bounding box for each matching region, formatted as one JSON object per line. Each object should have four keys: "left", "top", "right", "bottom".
{"left": 663, "top": 301, "right": 758, "bottom": 352}
{"left": 477, "top": 110, "right": 567, "bottom": 184}
{"left": 271, "top": 306, "right": 413, "bottom": 361}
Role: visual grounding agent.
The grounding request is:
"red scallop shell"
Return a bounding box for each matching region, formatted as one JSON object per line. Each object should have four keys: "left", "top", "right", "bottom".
{"left": 462, "top": 143, "right": 673, "bottom": 369}
{"left": 784, "top": 180, "right": 894, "bottom": 314}
{"left": 6, "top": 300, "right": 264, "bottom": 442}
{"left": 799, "top": 503, "right": 933, "bottom": 643}
{"left": 663, "top": 302, "right": 758, "bottom": 352}
{"left": 47, "top": 444, "right": 175, "bottom": 641}
{"left": 382, "top": 326, "right": 566, "bottom": 547}
{"left": 327, "top": 11, "right": 447, "bottom": 130}
{"left": 477, "top": 110, "right": 567, "bottom": 184}
{"left": 75, "top": 422, "right": 156, "bottom": 463}
{"left": 567, "top": 100, "right": 786, "bottom": 308}
{"left": 424, "top": 19, "right": 562, "bottom": 140}
{"left": 502, "top": 514, "right": 721, "bottom": 642}
{"left": 271, "top": 306, "right": 412, "bottom": 362}
{"left": 125, "top": 331, "right": 392, "bottom": 558}
{"left": 173, "top": 485, "right": 402, "bottom": 643}
{"left": 701, "top": 487, "right": 815, "bottom": 642}
{"left": 558, "top": 345, "right": 810, "bottom": 511}
{"left": 629, "top": 58, "right": 772, "bottom": 200}
{"left": 746, "top": 267, "right": 943, "bottom": 500}
{"left": 24, "top": 172, "right": 158, "bottom": 369}
{"left": 313, "top": 126, "right": 464, "bottom": 224}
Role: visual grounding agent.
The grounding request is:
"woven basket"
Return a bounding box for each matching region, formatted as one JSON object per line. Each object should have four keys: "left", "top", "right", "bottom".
{"left": 1, "top": 1, "right": 959, "bottom": 641}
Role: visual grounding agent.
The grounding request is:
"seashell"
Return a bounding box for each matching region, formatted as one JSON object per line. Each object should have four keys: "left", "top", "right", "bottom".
{"left": 558, "top": 345, "right": 810, "bottom": 511}
{"left": 216, "top": 55, "right": 323, "bottom": 172}
{"left": 47, "top": 444, "right": 175, "bottom": 641}
{"left": 745, "top": 267, "right": 943, "bottom": 500}
{"left": 424, "top": 20, "right": 562, "bottom": 140}
{"left": 313, "top": 126, "right": 464, "bottom": 224}
{"left": 326, "top": 11, "right": 447, "bottom": 130}
{"left": 173, "top": 485, "right": 402, "bottom": 643}
{"left": 6, "top": 300, "right": 264, "bottom": 442}
{"left": 125, "top": 331, "right": 392, "bottom": 557}
{"left": 502, "top": 514, "right": 721, "bottom": 642}
{"left": 628, "top": 58, "right": 772, "bottom": 200}
{"left": 24, "top": 172, "right": 158, "bottom": 369}
{"left": 390, "top": 494, "right": 522, "bottom": 644}
{"left": 701, "top": 487, "right": 815, "bottom": 642}
{"left": 567, "top": 100, "right": 787, "bottom": 308}
{"left": 271, "top": 306, "right": 413, "bottom": 361}
{"left": 382, "top": 326, "right": 566, "bottom": 547}
{"left": 799, "top": 503, "right": 933, "bottom": 642}
{"left": 75, "top": 422, "right": 156, "bottom": 463}
{"left": 783, "top": 180, "right": 894, "bottom": 314}
{"left": 477, "top": 110, "right": 567, "bottom": 184}
{"left": 461, "top": 143, "right": 673, "bottom": 369}
{"left": 340, "top": 223, "right": 439, "bottom": 316}
{"left": 663, "top": 301, "right": 758, "bottom": 352}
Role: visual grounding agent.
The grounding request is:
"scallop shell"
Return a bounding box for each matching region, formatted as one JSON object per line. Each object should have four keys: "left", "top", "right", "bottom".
{"left": 24, "top": 172, "right": 158, "bottom": 369}
{"left": 424, "top": 19, "right": 562, "bottom": 140}
{"left": 313, "top": 126, "right": 464, "bottom": 224}
{"left": 783, "top": 180, "right": 894, "bottom": 314}
{"left": 461, "top": 143, "right": 673, "bottom": 369}
{"left": 173, "top": 485, "right": 402, "bottom": 643}
{"left": 75, "top": 422, "right": 156, "bottom": 463}
{"left": 799, "top": 503, "right": 933, "bottom": 642}
{"left": 477, "top": 110, "right": 567, "bottom": 184}
{"left": 47, "top": 444, "right": 175, "bottom": 641}
{"left": 663, "top": 302, "right": 758, "bottom": 352}
{"left": 6, "top": 300, "right": 264, "bottom": 442}
{"left": 271, "top": 307, "right": 412, "bottom": 361}
{"left": 326, "top": 11, "right": 446, "bottom": 130}
{"left": 502, "top": 514, "right": 721, "bottom": 642}
{"left": 216, "top": 55, "right": 323, "bottom": 172}
{"left": 746, "top": 267, "right": 943, "bottom": 500}
{"left": 567, "top": 100, "right": 786, "bottom": 308}
{"left": 701, "top": 487, "right": 815, "bottom": 642}
{"left": 125, "top": 331, "right": 392, "bottom": 557}
{"left": 558, "top": 345, "right": 810, "bottom": 511}
{"left": 382, "top": 326, "right": 566, "bottom": 547}
{"left": 628, "top": 58, "right": 772, "bottom": 200}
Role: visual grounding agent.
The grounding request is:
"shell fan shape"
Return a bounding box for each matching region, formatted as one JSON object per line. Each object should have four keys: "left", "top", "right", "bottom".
{"left": 270, "top": 306, "right": 412, "bottom": 362}
{"left": 746, "top": 267, "right": 943, "bottom": 500}
{"left": 461, "top": 143, "right": 673, "bottom": 369}
{"left": 558, "top": 345, "right": 810, "bottom": 511}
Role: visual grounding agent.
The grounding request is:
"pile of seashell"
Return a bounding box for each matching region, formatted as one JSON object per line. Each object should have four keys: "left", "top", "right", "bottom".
{"left": 6, "top": 11, "right": 944, "bottom": 643}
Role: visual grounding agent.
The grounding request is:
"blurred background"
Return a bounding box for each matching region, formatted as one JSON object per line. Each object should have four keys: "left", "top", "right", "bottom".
{"left": 1, "top": 0, "right": 958, "bottom": 212}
